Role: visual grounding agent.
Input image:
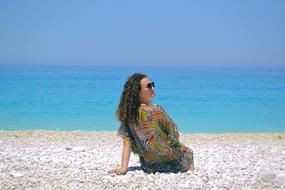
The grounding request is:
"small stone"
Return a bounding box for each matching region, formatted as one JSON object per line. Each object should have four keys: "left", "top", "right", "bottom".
{"left": 65, "top": 147, "right": 72, "bottom": 151}
{"left": 258, "top": 170, "right": 276, "bottom": 182}
{"left": 54, "top": 148, "right": 63, "bottom": 152}
{"left": 10, "top": 171, "right": 24, "bottom": 178}
{"left": 275, "top": 173, "right": 285, "bottom": 183}
{"left": 73, "top": 147, "right": 86, "bottom": 152}
{"left": 178, "top": 181, "right": 190, "bottom": 189}
{"left": 51, "top": 157, "right": 61, "bottom": 163}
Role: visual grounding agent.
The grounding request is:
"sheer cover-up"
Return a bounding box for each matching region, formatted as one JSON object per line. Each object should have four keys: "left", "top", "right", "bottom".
{"left": 118, "top": 104, "right": 194, "bottom": 173}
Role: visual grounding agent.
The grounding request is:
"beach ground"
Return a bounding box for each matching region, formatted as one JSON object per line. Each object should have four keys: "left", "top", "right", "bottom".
{"left": 0, "top": 130, "right": 284, "bottom": 189}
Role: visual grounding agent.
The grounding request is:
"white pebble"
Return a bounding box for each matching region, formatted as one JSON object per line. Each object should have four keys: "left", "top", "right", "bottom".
{"left": 10, "top": 171, "right": 24, "bottom": 178}
{"left": 73, "top": 146, "right": 86, "bottom": 152}
{"left": 275, "top": 173, "right": 285, "bottom": 183}
{"left": 258, "top": 170, "right": 276, "bottom": 182}
{"left": 178, "top": 181, "right": 191, "bottom": 189}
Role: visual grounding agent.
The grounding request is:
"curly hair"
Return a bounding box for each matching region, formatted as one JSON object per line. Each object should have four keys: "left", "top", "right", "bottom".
{"left": 116, "top": 73, "right": 147, "bottom": 122}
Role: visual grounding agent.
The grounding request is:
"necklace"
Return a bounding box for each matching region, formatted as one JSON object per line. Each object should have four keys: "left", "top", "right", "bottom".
{"left": 140, "top": 103, "right": 154, "bottom": 111}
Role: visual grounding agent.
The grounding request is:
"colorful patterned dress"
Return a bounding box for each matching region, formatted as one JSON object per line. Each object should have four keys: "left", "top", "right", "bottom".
{"left": 118, "top": 104, "right": 194, "bottom": 173}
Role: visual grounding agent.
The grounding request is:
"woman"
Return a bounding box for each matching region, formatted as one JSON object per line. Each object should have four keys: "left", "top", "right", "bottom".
{"left": 108, "top": 73, "right": 194, "bottom": 175}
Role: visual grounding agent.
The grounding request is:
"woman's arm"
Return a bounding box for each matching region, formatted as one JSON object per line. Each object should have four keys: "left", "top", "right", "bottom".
{"left": 108, "top": 138, "right": 131, "bottom": 175}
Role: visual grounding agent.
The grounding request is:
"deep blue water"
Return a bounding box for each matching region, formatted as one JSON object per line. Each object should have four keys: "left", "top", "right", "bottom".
{"left": 0, "top": 64, "right": 284, "bottom": 133}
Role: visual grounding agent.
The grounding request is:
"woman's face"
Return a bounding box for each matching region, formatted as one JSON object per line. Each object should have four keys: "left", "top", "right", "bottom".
{"left": 139, "top": 77, "right": 155, "bottom": 104}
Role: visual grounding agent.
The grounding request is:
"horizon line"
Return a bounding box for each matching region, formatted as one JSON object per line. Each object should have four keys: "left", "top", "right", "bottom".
{"left": 0, "top": 63, "right": 285, "bottom": 70}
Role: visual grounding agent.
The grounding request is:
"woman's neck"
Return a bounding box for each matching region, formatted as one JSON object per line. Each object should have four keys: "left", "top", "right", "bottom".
{"left": 140, "top": 102, "right": 151, "bottom": 106}
{"left": 140, "top": 102, "right": 156, "bottom": 112}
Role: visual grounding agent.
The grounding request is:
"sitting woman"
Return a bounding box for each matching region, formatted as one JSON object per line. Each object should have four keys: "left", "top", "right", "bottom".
{"left": 108, "top": 73, "right": 194, "bottom": 175}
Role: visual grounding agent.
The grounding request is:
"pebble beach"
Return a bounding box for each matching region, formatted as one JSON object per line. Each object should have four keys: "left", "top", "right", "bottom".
{"left": 0, "top": 130, "right": 285, "bottom": 190}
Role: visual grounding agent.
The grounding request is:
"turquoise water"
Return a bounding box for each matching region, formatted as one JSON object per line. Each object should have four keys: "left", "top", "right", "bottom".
{"left": 0, "top": 64, "right": 284, "bottom": 133}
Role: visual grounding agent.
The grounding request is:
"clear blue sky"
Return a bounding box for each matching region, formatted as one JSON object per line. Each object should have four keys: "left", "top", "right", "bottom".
{"left": 0, "top": 0, "right": 284, "bottom": 67}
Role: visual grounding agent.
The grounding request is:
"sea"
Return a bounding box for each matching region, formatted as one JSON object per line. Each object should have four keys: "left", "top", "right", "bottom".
{"left": 0, "top": 64, "right": 284, "bottom": 133}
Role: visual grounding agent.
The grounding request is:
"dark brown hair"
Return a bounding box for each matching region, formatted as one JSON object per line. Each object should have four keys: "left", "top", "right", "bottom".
{"left": 116, "top": 73, "right": 147, "bottom": 122}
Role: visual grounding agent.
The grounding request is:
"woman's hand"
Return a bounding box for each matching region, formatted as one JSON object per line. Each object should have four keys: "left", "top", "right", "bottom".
{"left": 179, "top": 142, "right": 189, "bottom": 153}
{"left": 108, "top": 138, "right": 131, "bottom": 175}
{"left": 108, "top": 167, "right": 128, "bottom": 175}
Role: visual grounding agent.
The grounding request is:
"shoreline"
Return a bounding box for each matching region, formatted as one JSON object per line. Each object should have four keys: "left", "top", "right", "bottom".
{"left": 1, "top": 129, "right": 285, "bottom": 134}
{"left": 1, "top": 130, "right": 285, "bottom": 189}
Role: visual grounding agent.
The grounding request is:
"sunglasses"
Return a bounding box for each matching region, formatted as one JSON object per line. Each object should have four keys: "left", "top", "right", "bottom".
{"left": 146, "top": 82, "right": 155, "bottom": 89}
